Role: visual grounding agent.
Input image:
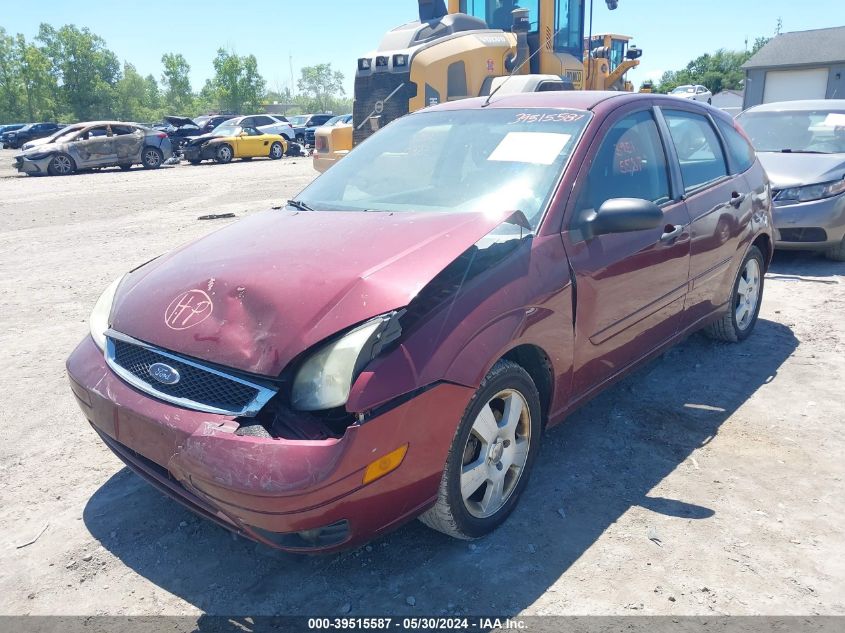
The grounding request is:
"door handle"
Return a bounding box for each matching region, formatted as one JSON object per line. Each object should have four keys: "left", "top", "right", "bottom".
{"left": 660, "top": 224, "right": 684, "bottom": 242}
{"left": 729, "top": 191, "right": 747, "bottom": 208}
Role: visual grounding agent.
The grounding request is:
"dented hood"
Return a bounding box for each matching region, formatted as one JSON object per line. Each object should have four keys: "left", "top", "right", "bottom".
{"left": 164, "top": 115, "right": 198, "bottom": 128}
{"left": 110, "top": 208, "right": 516, "bottom": 377}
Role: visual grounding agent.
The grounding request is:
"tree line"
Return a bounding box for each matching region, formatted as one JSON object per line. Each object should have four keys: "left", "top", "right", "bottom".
{"left": 0, "top": 23, "right": 351, "bottom": 124}
{"left": 653, "top": 37, "right": 771, "bottom": 94}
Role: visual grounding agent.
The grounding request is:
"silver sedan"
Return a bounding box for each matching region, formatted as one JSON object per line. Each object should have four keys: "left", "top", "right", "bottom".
{"left": 737, "top": 99, "right": 845, "bottom": 261}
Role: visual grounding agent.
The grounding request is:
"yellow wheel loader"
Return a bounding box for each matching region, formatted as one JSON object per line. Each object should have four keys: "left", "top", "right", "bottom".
{"left": 313, "top": 0, "right": 642, "bottom": 172}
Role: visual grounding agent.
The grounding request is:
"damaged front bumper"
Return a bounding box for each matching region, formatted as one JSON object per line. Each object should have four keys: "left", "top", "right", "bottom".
{"left": 66, "top": 335, "right": 472, "bottom": 552}
{"left": 181, "top": 144, "right": 215, "bottom": 162}
{"left": 14, "top": 154, "right": 52, "bottom": 175}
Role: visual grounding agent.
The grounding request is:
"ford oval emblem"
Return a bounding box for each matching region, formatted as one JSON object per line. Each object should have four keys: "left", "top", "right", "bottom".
{"left": 149, "top": 362, "right": 180, "bottom": 386}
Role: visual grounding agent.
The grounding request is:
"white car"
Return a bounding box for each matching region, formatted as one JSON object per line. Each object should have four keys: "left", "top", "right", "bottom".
{"left": 670, "top": 84, "right": 712, "bottom": 104}
{"left": 222, "top": 115, "right": 295, "bottom": 142}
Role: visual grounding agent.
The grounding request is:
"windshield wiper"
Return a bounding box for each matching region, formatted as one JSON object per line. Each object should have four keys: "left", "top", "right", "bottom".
{"left": 287, "top": 199, "right": 314, "bottom": 211}
{"left": 778, "top": 149, "right": 826, "bottom": 154}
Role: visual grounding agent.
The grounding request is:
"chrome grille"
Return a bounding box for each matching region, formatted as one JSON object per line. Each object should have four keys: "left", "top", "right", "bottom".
{"left": 105, "top": 331, "right": 276, "bottom": 417}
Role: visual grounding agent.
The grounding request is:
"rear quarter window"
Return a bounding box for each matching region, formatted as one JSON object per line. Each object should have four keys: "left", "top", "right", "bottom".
{"left": 715, "top": 118, "right": 756, "bottom": 173}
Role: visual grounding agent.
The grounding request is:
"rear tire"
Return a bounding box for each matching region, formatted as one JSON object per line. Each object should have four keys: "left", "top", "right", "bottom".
{"left": 825, "top": 237, "right": 845, "bottom": 262}
{"left": 269, "top": 141, "right": 284, "bottom": 160}
{"left": 419, "top": 359, "right": 541, "bottom": 539}
{"left": 141, "top": 147, "right": 163, "bottom": 169}
{"left": 215, "top": 144, "right": 233, "bottom": 164}
{"left": 704, "top": 245, "right": 764, "bottom": 342}
{"left": 47, "top": 153, "right": 75, "bottom": 176}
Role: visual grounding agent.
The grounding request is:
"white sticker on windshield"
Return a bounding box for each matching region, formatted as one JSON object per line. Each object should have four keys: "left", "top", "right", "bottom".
{"left": 822, "top": 113, "right": 845, "bottom": 127}
{"left": 487, "top": 132, "right": 572, "bottom": 165}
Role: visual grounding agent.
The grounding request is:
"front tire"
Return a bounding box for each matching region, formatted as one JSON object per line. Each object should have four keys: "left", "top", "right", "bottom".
{"left": 215, "top": 143, "right": 233, "bottom": 164}
{"left": 47, "top": 153, "right": 75, "bottom": 176}
{"left": 704, "top": 245, "right": 764, "bottom": 342}
{"left": 419, "top": 359, "right": 541, "bottom": 539}
{"left": 269, "top": 141, "right": 284, "bottom": 160}
{"left": 825, "top": 237, "right": 845, "bottom": 262}
{"left": 141, "top": 147, "right": 163, "bottom": 169}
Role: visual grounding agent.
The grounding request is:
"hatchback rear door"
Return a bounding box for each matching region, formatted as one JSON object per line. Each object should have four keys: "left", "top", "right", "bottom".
{"left": 562, "top": 103, "right": 692, "bottom": 398}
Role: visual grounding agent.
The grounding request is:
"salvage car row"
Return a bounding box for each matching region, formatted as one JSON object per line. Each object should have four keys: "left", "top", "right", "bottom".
{"left": 8, "top": 112, "right": 344, "bottom": 176}
{"left": 12, "top": 120, "right": 291, "bottom": 176}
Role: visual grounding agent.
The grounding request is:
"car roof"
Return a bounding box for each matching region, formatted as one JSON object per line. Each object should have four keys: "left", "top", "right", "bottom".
{"left": 422, "top": 91, "right": 733, "bottom": 124}
{"left": 744, "top": 99, "right": 845, "bottom": 113}
{"left": 426, "top": 91, "right": 686, "bottom": 114}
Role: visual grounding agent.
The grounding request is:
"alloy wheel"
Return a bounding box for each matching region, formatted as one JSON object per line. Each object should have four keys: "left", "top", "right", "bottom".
{"left": 735, "top": 258, "right": 761, "bottom": 330}
{"left": 460, "top": 389, "right": 531, "bottom": 518}
{"left": 144, "top": 149, "right": 160, "bottom": 167}
{"left": 53, "top": 155, "right": 72, "bottom": 174}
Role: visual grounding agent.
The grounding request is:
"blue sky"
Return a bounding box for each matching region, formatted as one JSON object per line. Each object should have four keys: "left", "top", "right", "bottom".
{"left": 2, "top": 0, "right": 842, "bottom": 95}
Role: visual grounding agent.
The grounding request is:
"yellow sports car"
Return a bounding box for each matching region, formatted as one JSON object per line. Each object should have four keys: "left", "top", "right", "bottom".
{"left": 182, "top": 123, "right": 287, "bottom": 164}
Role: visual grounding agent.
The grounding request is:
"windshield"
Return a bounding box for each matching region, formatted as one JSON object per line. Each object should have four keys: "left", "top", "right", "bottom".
{"left": 193, "top": 116, "right": 210, "bottom": 127}
{"left": 210, "top": 124, "right": 241, "bottom": 137}
{"left": 671, "top": 86, "right": 694, "bottom": 94}
{"left": 48, "top": 127, "right": 83, "bottom": 143}
{"left": 289, "top": 115, "right": 308, "bottom": 126}
{"left": 737, "top": 109, "right": 845, "bottom": 154}
{"left": 294, "top": 108, "right": 590, "bottom": 229}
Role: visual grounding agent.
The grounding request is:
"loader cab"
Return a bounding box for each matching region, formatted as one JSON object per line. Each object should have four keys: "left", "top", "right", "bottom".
{"left": 585, "top": 33, "right": 633, "bottom": 74}
{"left": 453, "top": 0, "right": 586, "bottom": 86}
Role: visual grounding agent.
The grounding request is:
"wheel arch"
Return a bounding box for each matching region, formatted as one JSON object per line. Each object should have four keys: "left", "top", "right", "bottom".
{"left": 500, "top": 344, "right": 554, "bottom": 428}
{"left": 752, "top": 232, "right": 773, "bottom": 271}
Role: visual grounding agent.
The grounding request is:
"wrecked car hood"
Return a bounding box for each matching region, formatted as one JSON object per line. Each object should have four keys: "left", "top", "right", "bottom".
{"left": 110, "top": 208, "right": 518, "bottom": 377}
{"left": 757, "top": 151, "right": 845, "bottom": 188}
{"left": 164, "top": 115, "right": 197, "bottom": 128}
{"left": 184, "top": 133, "right": 217, "bottom": 146}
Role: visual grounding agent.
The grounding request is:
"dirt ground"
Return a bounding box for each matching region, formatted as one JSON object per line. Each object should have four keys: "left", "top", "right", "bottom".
{"left": 0, "top": 148, "right": 843, "bottom": 618}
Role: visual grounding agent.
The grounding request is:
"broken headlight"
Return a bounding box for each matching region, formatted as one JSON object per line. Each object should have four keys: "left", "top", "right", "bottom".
{"left": 291, "top": 312, "right": 402, "bottom": 411}
{"left": 89, "top": 276, "right": 124, "bottom": 352}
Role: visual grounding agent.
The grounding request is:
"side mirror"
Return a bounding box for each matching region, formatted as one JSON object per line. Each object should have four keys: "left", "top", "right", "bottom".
{"left": 582, "top": 198, "right": 662, "bottom": 239}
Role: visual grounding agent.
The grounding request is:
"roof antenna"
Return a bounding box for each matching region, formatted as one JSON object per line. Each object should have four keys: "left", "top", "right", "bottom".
{"left": 483, "top": 8, "right": 562, "bottom": 107}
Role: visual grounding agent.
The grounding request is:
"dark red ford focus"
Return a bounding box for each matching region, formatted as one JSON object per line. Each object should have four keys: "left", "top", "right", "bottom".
{"left": 67, "top": 92, "right": 773, "bottom": 552}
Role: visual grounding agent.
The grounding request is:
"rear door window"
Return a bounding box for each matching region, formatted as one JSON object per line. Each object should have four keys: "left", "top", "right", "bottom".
{"left": 662, "top": 110, "right": 728, "bottom": 193}
{"left": 715, "top": 118, "right": 756, "bottom": 174}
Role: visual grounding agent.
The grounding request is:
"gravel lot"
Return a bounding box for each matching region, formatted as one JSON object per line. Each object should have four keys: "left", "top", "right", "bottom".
{"left": 0, "top": 149, "right": 843, "bottom": 618}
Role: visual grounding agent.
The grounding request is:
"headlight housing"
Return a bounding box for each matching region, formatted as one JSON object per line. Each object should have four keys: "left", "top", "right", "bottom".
{"left": 89, "top": 276, "right": 124, "bottom": 352}
{"left": 775, "top": 178, "right": 845, "bottom": 203}
{"left": 291, "top": 313, "right": 402, "bottom": 411}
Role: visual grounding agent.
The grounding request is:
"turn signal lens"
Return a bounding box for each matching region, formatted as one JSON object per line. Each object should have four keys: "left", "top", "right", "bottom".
{"left": 362, "top": 444, "right": 408, "bottom": 485}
